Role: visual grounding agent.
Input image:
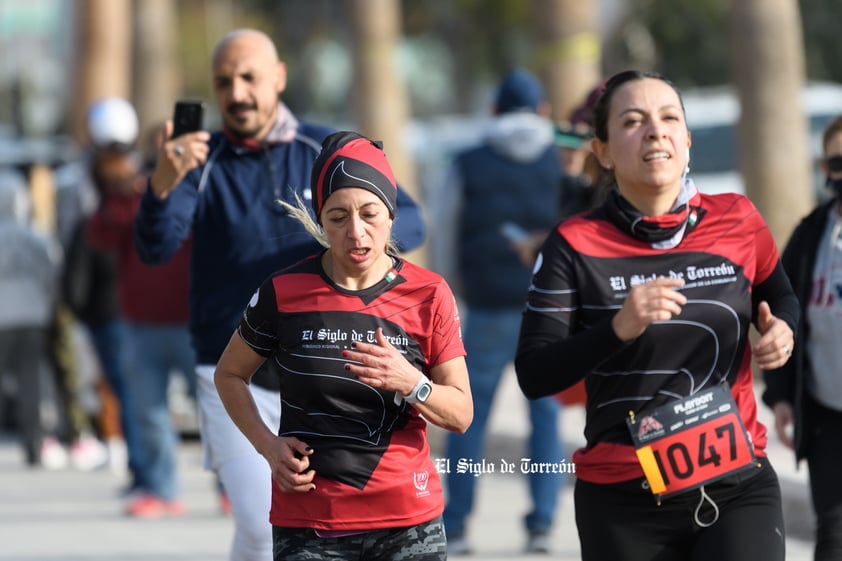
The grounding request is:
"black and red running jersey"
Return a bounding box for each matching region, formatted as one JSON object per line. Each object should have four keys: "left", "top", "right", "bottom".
{"left": 517, "top": 192, "right": 795, "bottom": 484}
{"left": 238, "top": 253, "right": 465, "bottom": 530}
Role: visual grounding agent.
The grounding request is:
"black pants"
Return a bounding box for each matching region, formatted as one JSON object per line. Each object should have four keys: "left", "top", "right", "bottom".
{"left": 805, "top": 396, "right": 842, "bottom": 561}
{"left": 0, "top": 326, "right": 47, "bottom": 464}
{"left": 575, "top": 458, "right": 785, "bottom": 561}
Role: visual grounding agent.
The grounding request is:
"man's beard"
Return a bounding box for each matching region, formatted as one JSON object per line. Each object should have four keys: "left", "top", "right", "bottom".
{"left": 225, "top": 104, "right": 262, "bottom": 138}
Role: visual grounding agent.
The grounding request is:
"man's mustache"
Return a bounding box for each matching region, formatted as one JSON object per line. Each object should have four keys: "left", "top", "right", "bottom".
{"left": 227, "top": 103, "right": 256, "bottom": 113}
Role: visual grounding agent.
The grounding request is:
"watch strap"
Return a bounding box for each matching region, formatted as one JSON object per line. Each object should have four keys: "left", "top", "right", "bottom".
{"left": 405, "top": 374, "right": 432, "bottom": 404}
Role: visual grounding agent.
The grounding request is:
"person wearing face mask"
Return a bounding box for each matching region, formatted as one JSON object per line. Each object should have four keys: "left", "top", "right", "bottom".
{"left": 763, "top": 115, "right": 842, "bottom": 561}
{"left": 515, "top": 70, "right": 798, "bottom": 561}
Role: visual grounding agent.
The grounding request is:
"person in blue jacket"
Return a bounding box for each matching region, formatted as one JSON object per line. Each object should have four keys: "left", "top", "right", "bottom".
{"left": 430, "top": 68, "right": 563, "bottom": 556}
{"left": 134, "top": 28, "right": 425, "bottom": 561}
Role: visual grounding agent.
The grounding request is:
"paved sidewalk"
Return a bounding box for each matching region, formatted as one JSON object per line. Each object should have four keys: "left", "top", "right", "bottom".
{"left": 0, "top": 371, "right": 816, "bottom": 560}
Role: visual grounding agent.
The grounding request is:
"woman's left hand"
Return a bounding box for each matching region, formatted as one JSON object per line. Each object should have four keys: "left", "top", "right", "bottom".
{"left": 342, "top": 327, "right": 419, "bottom": 396}
{"left": 752, "top": 301, "right": 794, "bottom": 370}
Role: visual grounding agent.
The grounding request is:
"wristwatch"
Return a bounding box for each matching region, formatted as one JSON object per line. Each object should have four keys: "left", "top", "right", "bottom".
{"left": 405, "top": 374, "right": 433, "bottom": 405}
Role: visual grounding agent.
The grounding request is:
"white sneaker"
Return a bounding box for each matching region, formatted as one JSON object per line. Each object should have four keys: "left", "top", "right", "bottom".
{"left": 39, "top": 437, "right": 69, "bottom": 470}
{"left": 70, "top": 434, "right": 109, "bottom": 471}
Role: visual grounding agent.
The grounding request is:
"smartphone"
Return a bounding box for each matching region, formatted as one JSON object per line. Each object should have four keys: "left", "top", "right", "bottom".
{"left": 172, "top": 100, "right": 205, "bottom": 138}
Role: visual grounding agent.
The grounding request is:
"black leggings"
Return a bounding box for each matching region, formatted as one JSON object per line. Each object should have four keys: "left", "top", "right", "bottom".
{"left": 575, "top": 458, "right": 785, "bottom": 561}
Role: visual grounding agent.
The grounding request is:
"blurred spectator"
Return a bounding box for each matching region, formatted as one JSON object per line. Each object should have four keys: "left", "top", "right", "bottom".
{"left": 550, "top": 82, "right": 607, "bottom": 409}
{"left": 0, "top": 168, "right": 61, "bottom": 467}
{"left": 554, "top": 80, "right": 607, "bottom": 219}
{"left": 431, "top": 68, "right": 563, "bottom": 555}
{"left": 763, "top": 115, "right": 842, "bottom": 561}
{"left": 554, "top": 121, "right": 596, "bottom": 217}
{"left": 61, "top": 98, "right": 143, "bottom": 484}
{"left": 86, "top": 119, "right": 196, "bottom": 518}
{"left": 54, "top": 96, "right": 139, "bottom": 251}
{"left": 45, "top": 301, "right": 110, "bottom": 471}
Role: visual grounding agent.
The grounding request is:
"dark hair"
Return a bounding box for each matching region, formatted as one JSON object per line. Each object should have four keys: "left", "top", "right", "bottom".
{"left": 592, "top": 70, "right": 685, "bottom": 142}
{"left": 822, "top": 116, "right": 842, "bottom": 155}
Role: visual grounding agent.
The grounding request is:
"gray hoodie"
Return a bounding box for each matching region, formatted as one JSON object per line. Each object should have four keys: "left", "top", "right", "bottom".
{"left": 0, "top": 169, "right": 58, "bottom": 327}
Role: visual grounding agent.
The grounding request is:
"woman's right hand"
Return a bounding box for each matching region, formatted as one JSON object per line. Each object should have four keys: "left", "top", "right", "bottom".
{"left": 264, "top": 436, "right": 317, "bottom": 493}
{"left": 612, "top": 277, "right": 687, "bottom": 341}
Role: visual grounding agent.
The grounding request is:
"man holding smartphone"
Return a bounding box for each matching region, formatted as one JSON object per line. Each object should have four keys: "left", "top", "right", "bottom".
{"left": 135, "top": 28, "right": 425, "bottom": 561}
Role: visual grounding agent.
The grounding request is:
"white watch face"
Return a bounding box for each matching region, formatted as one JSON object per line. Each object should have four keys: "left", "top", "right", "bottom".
{"left": 416, "top": 382, "right": 432, "bottom": 402}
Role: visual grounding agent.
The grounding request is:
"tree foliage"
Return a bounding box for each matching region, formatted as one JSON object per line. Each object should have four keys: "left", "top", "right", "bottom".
{"left": 800, "top": 0, "right": 842, "bottom": 81}
{"left": 615, "top": 0, "right": 842, "bottom": 88}
{"left": 171, "top": 0, "right": 842, "bottom": 118}
{"left": 627, "top": 0, "right": 731, "bottom": 88}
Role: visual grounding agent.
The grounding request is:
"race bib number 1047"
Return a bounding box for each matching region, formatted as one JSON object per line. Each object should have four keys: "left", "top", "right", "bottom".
{"left": 626, "top": 384, "right": 756, "bottom": 498}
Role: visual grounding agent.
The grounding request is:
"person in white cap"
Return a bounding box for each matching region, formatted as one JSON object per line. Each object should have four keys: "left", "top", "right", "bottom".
{"left": 56, "top": 97, "right": 143, "bottom": 478}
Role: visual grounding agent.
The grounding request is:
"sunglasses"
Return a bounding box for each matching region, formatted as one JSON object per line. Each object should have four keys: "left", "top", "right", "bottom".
{"left": 826, "top": 155, "right": 842, "bottom": 173}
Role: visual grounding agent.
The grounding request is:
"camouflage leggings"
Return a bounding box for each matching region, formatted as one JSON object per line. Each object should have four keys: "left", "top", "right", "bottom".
{"left": 272, "top": 515, "right": 447, "bottom": 561}
{"left": 48, "top": 304, "right": 91, "bottom": 441}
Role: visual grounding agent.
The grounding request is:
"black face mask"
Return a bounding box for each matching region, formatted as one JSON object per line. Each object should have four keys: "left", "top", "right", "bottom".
{"left": 826, "top": 155, "right": 842, "bottom": 198}
{"left": 826, "top": 177, "right": 842, "bottom": 199}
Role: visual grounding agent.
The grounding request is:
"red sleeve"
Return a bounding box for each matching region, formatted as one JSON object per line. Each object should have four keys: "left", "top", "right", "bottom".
{"left": 427, "top": 279, "right": 466, "bottom": 368}
{"left": 85, "top": 194, "right": 139, "bottom": 252}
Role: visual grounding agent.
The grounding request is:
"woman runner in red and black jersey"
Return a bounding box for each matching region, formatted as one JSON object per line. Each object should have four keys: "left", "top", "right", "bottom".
{"left": 515, "top": 70, "right": 798, "bottom": 561}
{"left": 214, "top": 131, "right": 472, "bottom": 561}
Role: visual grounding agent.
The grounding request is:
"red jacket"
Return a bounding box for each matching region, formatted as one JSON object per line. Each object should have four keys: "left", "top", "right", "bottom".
{"left": 86, "top": 189, "right": 191, "bottom": 325}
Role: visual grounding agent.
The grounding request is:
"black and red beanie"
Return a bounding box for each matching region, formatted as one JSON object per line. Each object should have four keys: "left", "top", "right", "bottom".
{"left": 310, "top": 131, "right": 397, "bottom": 224}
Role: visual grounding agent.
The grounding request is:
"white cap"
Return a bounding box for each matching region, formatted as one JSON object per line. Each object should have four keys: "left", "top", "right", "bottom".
{"left": 86, "top": 97, "right": 139, "bottom": 148}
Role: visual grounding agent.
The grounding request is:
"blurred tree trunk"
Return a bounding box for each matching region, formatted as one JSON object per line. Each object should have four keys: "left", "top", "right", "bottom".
{"left": 347, "top": 0, "right": 426, "bottom": 265}
{"left": 133, "top": 0, "right": 180, "bottom": 151}
{"left": 532, "top": 0, "right": 601, "bottom": 122}
{"left": 71, "top": 0, "right": 133, "bottom": 144}
{"left": 730, "top": 0, "right": 812, "bottom": 247}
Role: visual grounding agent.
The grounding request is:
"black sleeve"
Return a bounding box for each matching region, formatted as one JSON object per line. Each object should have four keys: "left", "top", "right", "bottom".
{"left": 751, "top": 259, "right": 799, "bottom": 335}
{"left": 755, "top": 258, "right": 799, "bottom": 407}
{"left": 760, "top": 231, "right": 805, "bottom": 407}
{"left": 237, "top": 277, "right": 280, "bottom": 357}
{"left": 61, "top": 221, "right": 93, "bottom": 320}
{"left": 514, "top": 230, "right": 630, "bottom": 399}
{"left": 515, "top": 318, "right": 628, "bottom": 399}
